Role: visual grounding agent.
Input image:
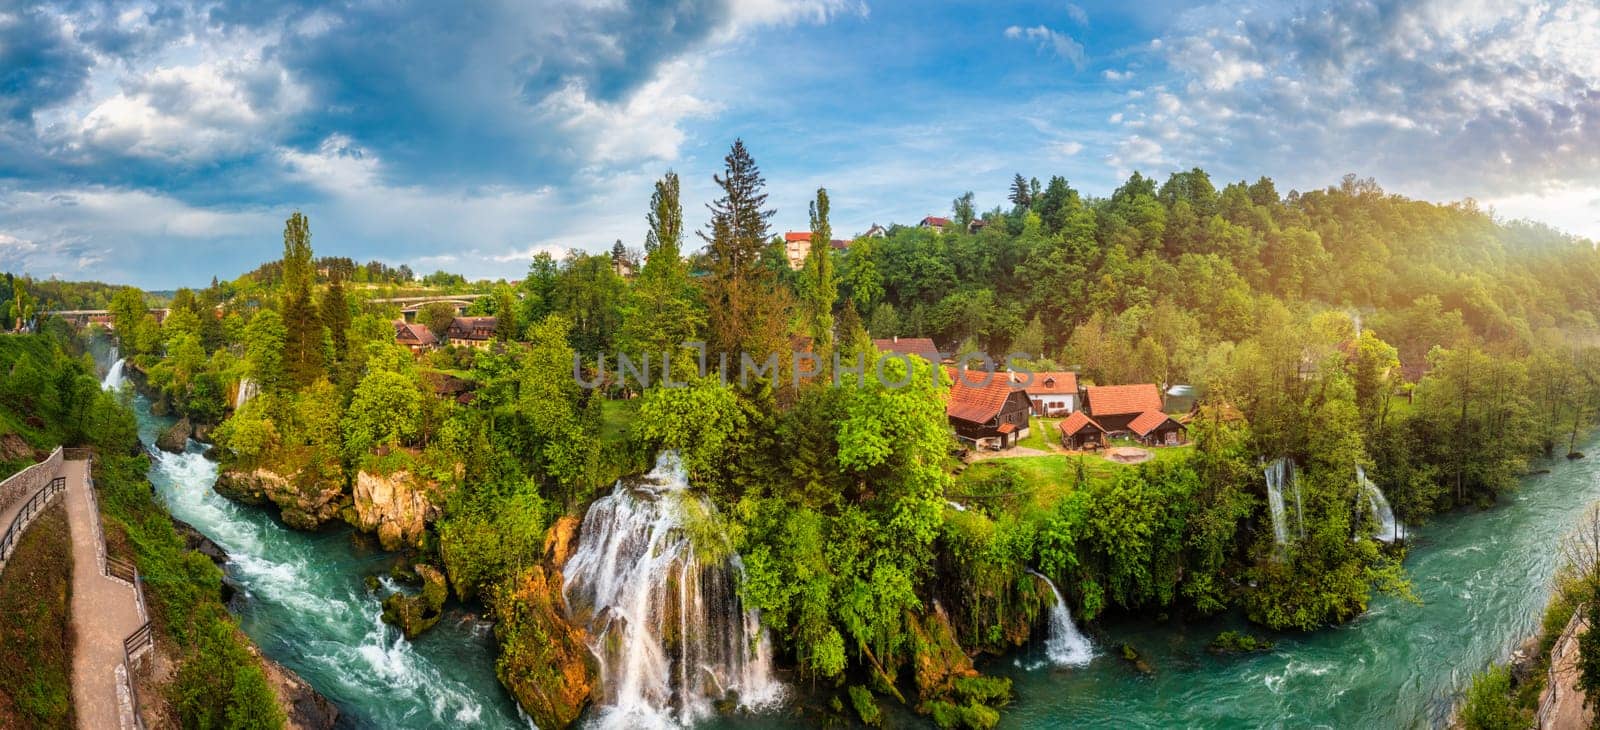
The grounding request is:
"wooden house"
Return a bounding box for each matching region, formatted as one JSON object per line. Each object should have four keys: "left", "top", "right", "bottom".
{"left": 1128, "top": 410, "right": 1187, "bottom": 446}
{"left": 446, "top": 316, "right": 497, "bottom": 349}
{"left": 873, "top": 337, "right": 942, "bottom": 364}
{"left": 946, "top": 368, "right": 1032, "bottom": 450}
{"left": 1083, "top": 383, "right": 1163, "bottom": 434}
{"left": 1058, "top": 411, "right": 1107, "bottom": 450}
{"left": 393, "top": 320, "right": 438, "bottom": 353}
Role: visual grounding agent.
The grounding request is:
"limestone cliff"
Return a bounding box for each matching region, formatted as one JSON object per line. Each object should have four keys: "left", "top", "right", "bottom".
{"left": 491, "top": 516, "right": 595, "bottom": 729}
{"left": 349, "top": 470, "right": 443, "bottom": 551}
{"left": 214, "top": 467, "right": 348, "bottom": 530}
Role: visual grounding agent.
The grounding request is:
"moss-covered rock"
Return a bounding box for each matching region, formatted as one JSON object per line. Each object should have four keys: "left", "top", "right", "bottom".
{"left": 848, "top": 685, "right": 882, "bottom": 727}
{"left": 910, "top": 606, "right": 979, "bottom": 703}
{"left": 214, "top": 467, "right": 348, "bottom": 530}
{"left": 381, "top": 564, "right": 447, "bottom": 639}
{"left": 157, "top": 416, "right": 193, "bottom": 453}
{"left": 492, "top": 565, "right": 596, "bottom": 729}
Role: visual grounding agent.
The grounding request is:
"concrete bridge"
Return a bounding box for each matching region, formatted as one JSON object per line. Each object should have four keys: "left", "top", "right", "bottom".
{"left": 47, "top": 309, "right": 169, "bottom": 329}
{"left": 370, "top": 294, "right": 489, "bottom": 321}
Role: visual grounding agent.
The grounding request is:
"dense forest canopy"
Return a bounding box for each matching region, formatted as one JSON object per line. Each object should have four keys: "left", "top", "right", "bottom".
{"left": 11, "top": 143, "right": 1600, "bottom": 729}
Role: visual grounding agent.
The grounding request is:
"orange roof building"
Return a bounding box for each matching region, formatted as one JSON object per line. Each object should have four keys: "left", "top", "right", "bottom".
{"left": 945, "top": 367, "right": 1032, "bottom": 450}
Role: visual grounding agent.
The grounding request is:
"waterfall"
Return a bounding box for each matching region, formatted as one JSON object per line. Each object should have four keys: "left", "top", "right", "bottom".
{"left": 1356, "top": 465, "right": 1404, "bottom": 542}
{"left": 102, "top": 357, "right": 126, "bottom": 391}
{"left": 563, "top": 451, "right": 783, "bottom": 728}
{"left": 1026, "top": 570, "right": 1093, "bottom": 667}
{"left": 1264, "top": 458, "right": 1304, "bottom": 546}
{"left": 234, "top": 378, "right": 259, "bottom": 410}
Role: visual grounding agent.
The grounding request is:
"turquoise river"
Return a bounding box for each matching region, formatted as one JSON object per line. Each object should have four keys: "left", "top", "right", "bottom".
{"left": 133, "top": 385, "right": 1600, "bottom": 728}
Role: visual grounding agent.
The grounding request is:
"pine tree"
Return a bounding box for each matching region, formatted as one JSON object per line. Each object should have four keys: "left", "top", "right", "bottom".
{"left": 701, "top": 139, "right": 783, "bottom": 361}
{"left": 321, "top": 273, "right": 351, "bottom": 373}
{"left": 1009, "top": 173, "right": 1033, "bottom": 209}
{"left": 279, "top": 212, "right": 324, "bottom": 389}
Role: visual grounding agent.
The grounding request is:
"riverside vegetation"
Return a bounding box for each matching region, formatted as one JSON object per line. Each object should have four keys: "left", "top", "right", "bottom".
{"left": 9, "top": 140, "right": 1600, "bottom": 727}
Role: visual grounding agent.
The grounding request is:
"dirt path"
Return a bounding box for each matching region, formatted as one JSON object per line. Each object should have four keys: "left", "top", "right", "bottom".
{"left": 61, "top": 458, "right": 147, "bottom": 730}
{"left": 1542, "top": 612, "right": 1593, "bottom": 729}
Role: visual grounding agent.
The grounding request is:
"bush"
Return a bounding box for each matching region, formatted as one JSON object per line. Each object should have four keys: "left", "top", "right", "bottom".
{"left": 1458, "top": 664, "right": 1524, "bottom": 730}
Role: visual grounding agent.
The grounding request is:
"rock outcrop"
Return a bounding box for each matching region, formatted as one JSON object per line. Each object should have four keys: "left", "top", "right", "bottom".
{"left": 491, "top": 515, "right": 595, "bottom": 729}
{"left": 252, "top": 647, "right": 340, "bottom": 730}
{"left": 381, "top": 564, "right": 448, "bottom": 639}
{"left": 170, "top": 517, "right": 228, "bottom": 564}
{"left": 156, "top": 417, "right": 192, "bottom": 453}
{"left": 214, "top": 468, "right": 347, "bottom": 530}
{"left": 349, "top": 470, "right": 443, "bottom": 551}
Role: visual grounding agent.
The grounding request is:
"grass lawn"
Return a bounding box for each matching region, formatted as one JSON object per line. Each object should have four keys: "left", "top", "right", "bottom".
{"left": 1016, "top": 416, "right": 1060, "bottom": 451}
{"left": 954, "top": 443, "right": 1195, "bottom": 510}
{"left": 0, "top": 503, "right": 74, "bottom": 729}
{"left": 599, "top": 398, "right": 639, "bottom": 447}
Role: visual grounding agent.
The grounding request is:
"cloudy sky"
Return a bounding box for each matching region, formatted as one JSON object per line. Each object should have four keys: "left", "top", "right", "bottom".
{"left": 1, "top": 0, "right": 1598, "bottom": 288}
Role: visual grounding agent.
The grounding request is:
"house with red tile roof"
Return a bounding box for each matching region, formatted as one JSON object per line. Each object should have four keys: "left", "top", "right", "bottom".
{"left": 919, "top": 216, "right": 952, "bottom": 232}
{"left": 1127, "top": 410, "right": 1187, "bottom": 446}
{"left": 1010, "top": 371, "right": 1079, "bottom": 416}
{"left": 394, "top": 320, "right": 438, "bottom": 353}
{"left": 946, "top": 367, "right": 1032, "bottom": 450}
{"left": 873, "top": 337, "right": 942, "bottom": 364}
{"left": 783, "top": 231, "right": 813, "bottom": 270}
{"left": 1083, "top": 383, "right": 1164, "bottom": 433}
{"left": 446, "top": 316, "right": 497, "bottom": 349}
{"left": 1057, "top": 411, "right": 1107, "bottom": 450}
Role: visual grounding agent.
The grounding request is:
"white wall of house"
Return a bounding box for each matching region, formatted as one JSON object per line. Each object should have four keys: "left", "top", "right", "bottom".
{"left": 1031, "top": 394, "right": 1077, "bottom": 415}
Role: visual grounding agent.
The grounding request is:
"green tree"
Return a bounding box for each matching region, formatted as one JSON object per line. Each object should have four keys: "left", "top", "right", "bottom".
{"left": 799, "top": 187, "right": 838, "bottom": 364}
{"left": 343, "top": 370, "right": 422, "bottom": 456}
{"left": 619, "top": 172, "right": 704, "bottom": 364}
{"left": 244, "top": 310, "right": 287, "bottom": 394}
{"left": 701, "top": 139, "right": 782, "bottom": 360}
{"left": 279, "top": 212, "right": 324, "bottom": 388}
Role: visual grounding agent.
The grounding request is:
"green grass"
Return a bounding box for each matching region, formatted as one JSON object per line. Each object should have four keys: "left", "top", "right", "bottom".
{"left": 955, "top": 445, "right": 1195, "bottom": 509}
{"left": 1016, "top": 416, "right": 1060, "bottom": 451}
{"left": 0, "top": 504, "right": 74, "bottom": 729}
{"left": 600, "top": 398, "right": 638, "bottom": 447}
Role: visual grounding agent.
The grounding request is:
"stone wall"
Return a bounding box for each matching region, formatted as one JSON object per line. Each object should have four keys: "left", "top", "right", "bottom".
{"left": 0, "top": 447, "right": 63, "bottom": 515}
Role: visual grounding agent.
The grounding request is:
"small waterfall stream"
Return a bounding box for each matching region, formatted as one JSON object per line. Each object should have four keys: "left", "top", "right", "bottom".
{"left": 1026, "top": 570, "right": 1093, "bottom": 667}
{"left": 1356, "top": 465, "right": 1404, "bottom": 542}
{"left": 234, "top": 377, "right": 259, "bottom": 410}
{"left": 563, "top": 451, "right": 783, "bottom": 728}
{"left": 103, "top": 356, "right": 126, "bottom": 391}
{"left": 1263, "top": 457, "right": 1303, "bottom": 546}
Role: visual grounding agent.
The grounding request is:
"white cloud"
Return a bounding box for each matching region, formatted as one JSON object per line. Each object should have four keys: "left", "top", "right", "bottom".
{"left": 534, "top": 57, "right": 715, "bottom": 165}
{"left": 1054, "top": 141, "right": 1085, "bottom": 156}
{"left": 1103, "top": 69, "right": 1133, "bottom": 81}
{"left": 1066, "top": 4, "right": 1089, "bottom": 26}
{"left": 1004, "top": 25, "right": 1087, "bottom": 68}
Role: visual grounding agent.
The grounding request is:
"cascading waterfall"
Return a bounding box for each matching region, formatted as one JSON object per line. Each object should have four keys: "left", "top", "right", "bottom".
{"left": 1026, "top": 570, "right": 1093, "bottom": 667}
{"left": 1264, "top": 457, "right": 1304, "bottom": 545}
{"left": 563, "top": 451, "right": 783, "bottom": 728}
{"left": 234, "top": 377, "right": 259, "bottom": 410}
{"left": 1356, "top": 465, "right": 1404, "bottom": 542}
{"left": 102, "top": 356, "right": 126, "bottom": 391}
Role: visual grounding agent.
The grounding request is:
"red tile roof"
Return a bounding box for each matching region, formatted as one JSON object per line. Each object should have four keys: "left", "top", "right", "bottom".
{"left": 1085, "top": 383, "right": 1162, "bottom": 417}
{"left": 1127, "top": 410, "right": 1180, "bottom": 437}
{"left": 830, "top": 239, "right": 850, "bottom": 250}
{"left": 1058, "top": 411, "right": 1106, "bottom": 436}
{"left": 921, "top": 216, "right": 952, "bottom": 227}
{"left": 784, "top": 231, "right": 812, "bottom": 242}
{"left": 447, "top": 316, "right": 497, "bottom": 341}
{"left": 394, "top": 320, "right": 438, "bottom": 346}
{"left": 873, "top": 337, "right": 941, "bottom": 363}
{"left": 945, "top": 367, "right": 1016, "bottom": 424}
{"left": 1011, "top": 371, "right": 1077, "bottom": 395}
{"left": 996, "top": 422, "right": 1016, "bottom": 434}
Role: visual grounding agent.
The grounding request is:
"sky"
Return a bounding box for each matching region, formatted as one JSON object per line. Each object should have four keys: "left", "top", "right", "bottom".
{"left": 1, "top": 0, "right": 1598, "bottom": 289}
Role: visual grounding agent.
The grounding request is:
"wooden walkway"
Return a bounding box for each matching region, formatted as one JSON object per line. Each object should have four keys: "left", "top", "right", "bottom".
{"left": 60, "top": 458, "right": 150, "bottom": 730}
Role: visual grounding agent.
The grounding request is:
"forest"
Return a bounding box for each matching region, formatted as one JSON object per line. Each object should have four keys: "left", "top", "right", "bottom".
{"left": 22, "top": 139, "right": 1600, "bottom": 728}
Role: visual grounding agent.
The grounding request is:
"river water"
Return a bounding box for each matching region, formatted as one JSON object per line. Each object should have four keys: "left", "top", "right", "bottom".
{"left": 132, "top": 395, "right": 529, "bottom": 729}
{"left": 130, "top": 369, "right": 1600, "bottom": 727}
{"left": 998, "top": 438, "right": 1600, "bottom": 728}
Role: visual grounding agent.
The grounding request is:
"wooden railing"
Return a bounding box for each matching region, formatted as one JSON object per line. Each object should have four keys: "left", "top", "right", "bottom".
{"left": 1537, "top": 603, "right": 1588, "bottom": 728}
{"left": 0, "top": 475, "right": 66, "bottom": 570}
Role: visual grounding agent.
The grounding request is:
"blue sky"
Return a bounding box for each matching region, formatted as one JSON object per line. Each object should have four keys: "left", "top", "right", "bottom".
{"left": 1, "top": 0, "right": 1598, "bottom": 288}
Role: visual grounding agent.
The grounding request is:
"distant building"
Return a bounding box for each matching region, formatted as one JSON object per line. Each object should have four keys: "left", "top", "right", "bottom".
{"left": 862, "top": 223, "right": 889, "bottom": 238}
{"left": 946, "top": 367, "right": 1032, "bottom": 450}
{"left": 1010, "top": 371, "right": 1079, "bottom": 416}
{"left": 446, "top": 316, "right": 497, "bottom": 349}
{"left": 829, "top": 238, "right": 850, "bottom": 251}
{"left": 919, "top": 216, "right": 952, "bottom": 233}
{"left": 1128, "top": 410, "right": 1188, "bottom": 446}
{"left": 783, "top": 231, "right": 812, "bottom": 270}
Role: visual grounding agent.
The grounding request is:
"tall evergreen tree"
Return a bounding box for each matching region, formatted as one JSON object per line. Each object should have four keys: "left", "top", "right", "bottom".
{"left": 321, "top": 273, "right": 351, "bottom": 373}
{"left": 799, "top": 187, "right": 837, "bottom": 365}
{"left": 701, "top": 139, "right": 783, "bottom": 360}
{"left": 279, "top": 212, "right": 324, "bottom": 388}
{"left": 1008, "top": 173, "right": 1033, "bottom": 209}
{"left": 620, "top": 171, "right": 703, "bottom": 364}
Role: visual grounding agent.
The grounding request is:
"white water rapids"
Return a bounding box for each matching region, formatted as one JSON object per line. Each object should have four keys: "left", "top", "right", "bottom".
{"left": 562, "top": 451, "right": 783, "bottom": 728}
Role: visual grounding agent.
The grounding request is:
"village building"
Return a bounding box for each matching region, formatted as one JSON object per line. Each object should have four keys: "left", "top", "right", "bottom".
{"left": 1010, "top": 371, "right": 1079, "bottom": 416}
{"left": 1127, "top": 410, "right": 1188, "bottom": 446}
{"left": 393, "top": 320, "right": 438, "bottom": 354}
{"left": 1057, "top": 411, "right": 1108, "bottom": 451}
{"left": 783, "top": 231, "right": 812, "bottom": 269}
{"left": 919, "top": 216, "right": 951, "bottom": 233}
{"left": 946, "top": 368, "right": 1032, "bottom": 450}
{"left": 861, "top": 223, "right": 888, "bottom": 238}
{"left": 1082, "top": 383, "right": 1164, "bottom": 434}
{"left": 445, "top": 316, "right": 497, "bottom": 349}
{"left": 872, "top": 336, "right": 942, "bottom": 363}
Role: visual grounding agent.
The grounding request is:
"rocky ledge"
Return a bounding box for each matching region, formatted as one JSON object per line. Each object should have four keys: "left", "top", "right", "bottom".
{"left": 349, "top": 470, "right": 443, "bottom": 551}
{"left": 491, "top": 515, "right": 597, "bottom": 729}
{"left": 214, "top": 467, "right": 348, "bottom": 530}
